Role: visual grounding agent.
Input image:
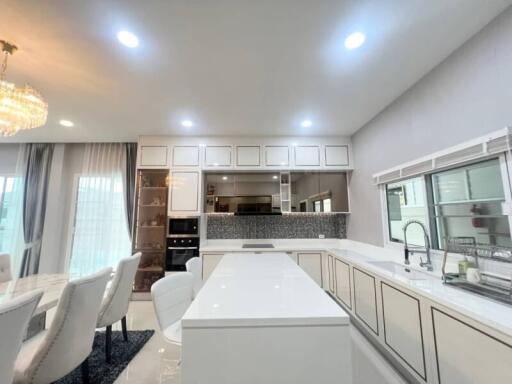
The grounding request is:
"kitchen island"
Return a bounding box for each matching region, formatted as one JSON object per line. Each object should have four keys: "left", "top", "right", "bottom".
{"left": 181, "top": 252, "right": 352, "bottom": 384}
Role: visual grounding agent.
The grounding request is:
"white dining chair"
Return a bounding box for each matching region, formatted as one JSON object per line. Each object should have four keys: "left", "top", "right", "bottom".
{"left": 97, "top": 252, "right": 141, "bottom": 363}
{"left": 13, "top": 267, "right": 112, "bottom": 384}
{"left": 0, "top": 290, "right": 43, "bottom": 384}
{"left": 151, "top": 272, "right": 194, "bottom": 345}
{"left": 185, "top": 256, "right": 203, "bottom": 299}
{"left": 0, "top": 253, "right": 12, "bottom": 283}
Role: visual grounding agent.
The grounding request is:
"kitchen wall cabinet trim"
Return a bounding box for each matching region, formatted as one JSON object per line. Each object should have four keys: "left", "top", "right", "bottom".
{"left": 297, "top": 252, "right": 323, "bottom": 287}
{"left": 334, "top": 259, "right": 352, "bottom": 309}
{"left": 381, "top": 282, "right": 427, "bottom": 381}
{"left": 205, "top": 146, "right": 233, "bottom": 167}
{"left": 431, "top": 306, "right": 512, "bottom": 384}
{"left": 264, "top": 145, "right": 290, "bottom": 167}
{"left": 325, "top": 145, "right": 349, "bottom": 166}
{"left": 236, "top": 146, "right": 261, "bottom": 167}
{"left": 139, "top": 145, "right": 168, "bottom": 167}
{"left": 353, "top": 267, "right": 379, "bottom": 336}
{"left": 172, "top": 146, "right": 200, "bottom": 167}
{"left": 294, "top": 145, "right": 321, "bottom": 167}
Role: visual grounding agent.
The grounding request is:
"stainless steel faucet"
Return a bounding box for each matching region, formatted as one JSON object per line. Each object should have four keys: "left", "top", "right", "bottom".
{"left": 403, "top": 220, "right": 433, "bottom": 271}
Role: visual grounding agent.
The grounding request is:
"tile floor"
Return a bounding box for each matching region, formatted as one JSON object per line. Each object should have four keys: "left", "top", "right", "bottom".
{"left": 113, "top": 301, "right": 181, "bottom": 384}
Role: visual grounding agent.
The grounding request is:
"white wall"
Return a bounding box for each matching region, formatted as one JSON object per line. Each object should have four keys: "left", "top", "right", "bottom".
{"left": 0, "top": 144, "right": 20, "bottom": 173}
{"left": 348, "top": 7, "right": 512, "bottom": 245}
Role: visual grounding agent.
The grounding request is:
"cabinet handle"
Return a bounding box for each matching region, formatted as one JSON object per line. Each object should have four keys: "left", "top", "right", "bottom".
{"left": 167, "top": 247, "right": 198, "bottom": 250}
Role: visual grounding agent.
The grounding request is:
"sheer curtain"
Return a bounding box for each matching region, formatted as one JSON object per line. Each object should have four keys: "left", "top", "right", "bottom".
{"left": 69, "top": 143, "right": 132, "bottom": 277}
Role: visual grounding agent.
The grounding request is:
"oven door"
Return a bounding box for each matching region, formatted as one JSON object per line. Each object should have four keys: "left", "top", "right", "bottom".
{"left": 166, "top": 243, "right": 199, "bottom": 271}
{"left": 168, "top": 218, "right": 199, "bottom": 237}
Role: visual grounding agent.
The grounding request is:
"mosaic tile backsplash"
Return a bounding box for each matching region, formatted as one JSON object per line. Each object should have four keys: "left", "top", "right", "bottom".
{"left": 206, "top": 213, "right": 347, "bottom": 239}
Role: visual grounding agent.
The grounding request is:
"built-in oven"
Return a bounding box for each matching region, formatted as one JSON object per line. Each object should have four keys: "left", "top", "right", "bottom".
{"left": 166, "top": 237, "right": 199, "bottom": 271}
{"left": 168, "top": 217, "right": 199, "bottom": 238}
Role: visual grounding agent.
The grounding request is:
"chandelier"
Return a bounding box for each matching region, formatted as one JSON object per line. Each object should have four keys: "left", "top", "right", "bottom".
{"left": 0, "top": 40, "right": 48, "bottom": 137}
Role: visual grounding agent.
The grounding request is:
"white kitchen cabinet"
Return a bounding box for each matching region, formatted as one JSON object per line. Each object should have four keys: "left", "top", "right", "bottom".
{"left": 334, "top": 259, "right": 351, "bottom": 309}
{"left": 328, "top": 254, "right": 335, "bottom": 294}
{"left": 169, "top": 171, "right": 200, "bottom": 213}
{"left": 381, "top": 282, "right": 426, "bottom": 381}
{"left": 139, "top": 145, "right": 168, "bottom": 167}
{"left": 325, "top": 145, "right": 349, "bottom": 166}
{"left": 173, "top": 146, "right": 200, "bottom": 167}
{"left": 236, "top": 146, "right": 261, "bottom": 166}
{"left": 297, "top": 252, "right": 322, "bottom": 286}
{"left": 294, "top": 145, "right": 320, "bottom": 167}
{"left": 201, "top": 253, "right": 224, "bottom": 281}
{"left": 353, "top": 268, "right": 379, "bottom": 335}
{"left": 264, "top": 146, "right": 289, "bottom": 166}
{"left": 205, "top": 146, "right": 232, "bottom": 167}
{"left": 432, "top": 307, "right": 512, "bottom": 384}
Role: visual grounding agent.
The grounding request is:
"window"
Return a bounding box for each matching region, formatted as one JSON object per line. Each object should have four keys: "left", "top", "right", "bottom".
{"left": 312, "top": 197, "right": 332, "bottom": 213}
{"left": 0, "top": 175, "right": 24, "bottom": 271}
{"left": 384, "top": 158, "right": 511, "bottom": 249}
{"left": 69, "top": 175, "right": 131, "bottom": 277}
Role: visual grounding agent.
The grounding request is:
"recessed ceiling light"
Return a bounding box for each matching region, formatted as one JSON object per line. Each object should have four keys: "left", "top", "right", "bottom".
{"left": 344, "top": 32, "right": 365, "bottom": 50}
{"left": 59, "top": 119, "right": 74, "bottom": 127}
{"left": 181, "top": 119, "right": 194, "bottom": 128}
{"left": 117, "top": 30, "right": 139, "bottom": 48}
{"left": 272, "top": 175, "right": 278, "bottom": 180}
{"left": 222, "top": 176, "right": 228, "bottom": 180}
{"left": 301, "top": 120, "right": 313, "bottom": 128}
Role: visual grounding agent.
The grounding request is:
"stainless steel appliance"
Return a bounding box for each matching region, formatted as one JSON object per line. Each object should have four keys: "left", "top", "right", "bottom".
{"left": 166, "top": 237, "right": 199, "bottom": 271}
{"left": 168, "top": 217, "right": 199, "bottom": 237}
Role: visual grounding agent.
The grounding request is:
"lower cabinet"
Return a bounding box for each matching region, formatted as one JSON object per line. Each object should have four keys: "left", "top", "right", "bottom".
{"left": 201, "top": 253, "right": 224, "bottom": 281}
{"left": 353, "top": 268, "right": 378, "bottom": 335}
{"left": 381, "top": 282, "right": 426, "bottom": 381}
{"left": 328, "top": 254, "right": 335, "bottom": 294}
{"left": 334, "top": 259, "right": 351, "bottom": 309}
{"left": 297, "top": 252, "right": 322, "bottom": 286}
{"left": 432, "top": 307, "right": 512, "bottom": 384}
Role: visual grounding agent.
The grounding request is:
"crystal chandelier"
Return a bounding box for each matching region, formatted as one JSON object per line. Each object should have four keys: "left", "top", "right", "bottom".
{"left": 0, "top": 40, "right": 48, "bottom": 137}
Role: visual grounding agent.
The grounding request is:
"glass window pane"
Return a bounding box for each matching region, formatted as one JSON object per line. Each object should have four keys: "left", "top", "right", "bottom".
{"left": 386, "top": 177, "right": 428, "bottom": 246}
{"left": 323, "top": 198, "right": 331, "bottom": 213}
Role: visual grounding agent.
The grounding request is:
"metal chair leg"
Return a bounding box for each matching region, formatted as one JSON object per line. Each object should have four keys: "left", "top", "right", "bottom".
{"left": 105, "top": 325, "right": 112, "bottom": 363}
{"left": 121, "top": 316, "right": 128, "bottom": 341}
{"left": 81, "top": 358, "right": 90, "bottom": 384}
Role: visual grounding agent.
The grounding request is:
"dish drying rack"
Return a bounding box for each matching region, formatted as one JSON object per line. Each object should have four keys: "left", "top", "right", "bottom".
{"left": 442, "top": 237, "right": 512, "bottom": 306}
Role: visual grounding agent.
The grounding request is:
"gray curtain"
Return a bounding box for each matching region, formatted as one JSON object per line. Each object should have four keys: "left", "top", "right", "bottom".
{"left": 19, "top": 143, "right": 54, "bottom": 277}
{"left": 123, "top": 143, "right": 137, "bottom": 240}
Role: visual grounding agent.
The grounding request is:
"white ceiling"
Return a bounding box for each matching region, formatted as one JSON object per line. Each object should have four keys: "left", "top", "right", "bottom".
{"left": 0, "top": 0, "right": 510, "bottom": 143}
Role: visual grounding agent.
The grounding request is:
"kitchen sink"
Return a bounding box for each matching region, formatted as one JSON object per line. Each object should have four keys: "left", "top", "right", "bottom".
{"left": 242, "top": 243, "right": 275, "bottom": 249}
{"left": 368, "top": 261, "right": 429, "bottom": 280}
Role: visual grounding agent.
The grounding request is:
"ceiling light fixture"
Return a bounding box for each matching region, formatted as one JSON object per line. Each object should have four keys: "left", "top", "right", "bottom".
{"left": 272, "top": 175, "right": 278, "bottom": 180}
{"left": 301, "top": 120, "right": 313, "bottom": 128}
{"left": 0, "top": 40, "right": 48, "bottom": 137}
{"left": 222, "top": 176, "right": 228, "bottom": 180}
{"left": 344, "top": 32, "right": 366, "bottom": 50}
{"left": 117, "top": 30, "right": 139, "bottom": 48}
{"left": 59, "top": 119, "right": 74, "bottom": 127}
{"left": 181, "top": 119, "right": 194, "bottom": 128}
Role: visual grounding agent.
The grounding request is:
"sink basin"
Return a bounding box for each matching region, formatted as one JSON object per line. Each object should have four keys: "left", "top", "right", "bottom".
{"left": 242, "top": 243, "right": 275, "bottom": 249}
{"left": 368, "top": 261, "right": 429, "bottom": 280}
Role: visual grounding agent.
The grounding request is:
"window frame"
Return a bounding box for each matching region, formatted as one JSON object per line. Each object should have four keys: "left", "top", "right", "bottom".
{"left": 380, "top": 153, "right": 512, "bottom": 253}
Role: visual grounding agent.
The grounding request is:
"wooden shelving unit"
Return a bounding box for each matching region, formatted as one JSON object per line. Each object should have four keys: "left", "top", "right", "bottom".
{"left": 132, "top": 169, "right": 168, "bottom": 295}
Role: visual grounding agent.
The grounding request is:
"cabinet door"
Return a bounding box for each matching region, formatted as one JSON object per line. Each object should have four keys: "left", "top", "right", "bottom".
{"left": 328, "top": 254, "right": 335, "bottom": 294}
{"left": 205, "top": 146, "right": 232, "bottom": 167}
{"left": 297, "top": 252, "right": 322, "bottom": 286}
{"left": 169, "top": 171, "right": 199, "bottom": 212}
{"left": 334, "top": 259, "right": 351, "bottom": 309}
{"left": 353, "top": 268, "right": 378, "bottom": 335}
{"left": 265, "top": 146, "right": 289, "bottom": 166}
{"left": 325, "top": 145, "right": 349, "bottom": 166}
{"left": 173, "top": 146, "right": 200, "bottom": 167}
{"left": 294, "top": 145, "right": 320, "bottom": 166}
{"left": 236, "top": 146, "right": 261, "bottom": 167}
{"left": 381, "top": 282, "right": 426, "bottom": 380}
{"left": 202, "top": 253, "right": 224, "bottom": 281}
{"left": 139, "top": 145, "right": 168, "bottom": 167}
{"left": 432, "top": 307, "right": 512, "bottom": 384}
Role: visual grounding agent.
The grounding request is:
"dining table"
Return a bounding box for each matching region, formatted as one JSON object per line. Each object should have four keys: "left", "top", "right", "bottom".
{"left": 0, "top": 273, "right": 69, "bottom": 339}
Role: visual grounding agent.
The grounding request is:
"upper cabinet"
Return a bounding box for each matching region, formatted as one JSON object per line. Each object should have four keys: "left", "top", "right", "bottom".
{"left": 173, "top": 146, "right": 200, "bottom": 167}
{"left": 294, "top": 145, "right": 320, "bottom": 167}
{"left": 325, "top": 145, "right": 349, "bottom": 167}
{"left": 265, "top": 145, "right": 289, "bottom": 167}
{"left": 205, "top": 146, "right": 232, "bottom": 168}
{"left": 169, "top": 170, "right": 200, "bottom": 214}
{"left": 139, "top": 145, "right": 168, "bottom": 168}
{"left": 236, "top": 146, "right": 261, "bottom": 167}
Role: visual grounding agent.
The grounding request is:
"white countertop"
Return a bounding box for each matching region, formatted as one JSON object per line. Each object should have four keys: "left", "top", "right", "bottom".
{"left": 199, "top": 238, "right": 512, "bottom": 338}
{"left": 182, "top": 252, "right": 349, "bottom": 328}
